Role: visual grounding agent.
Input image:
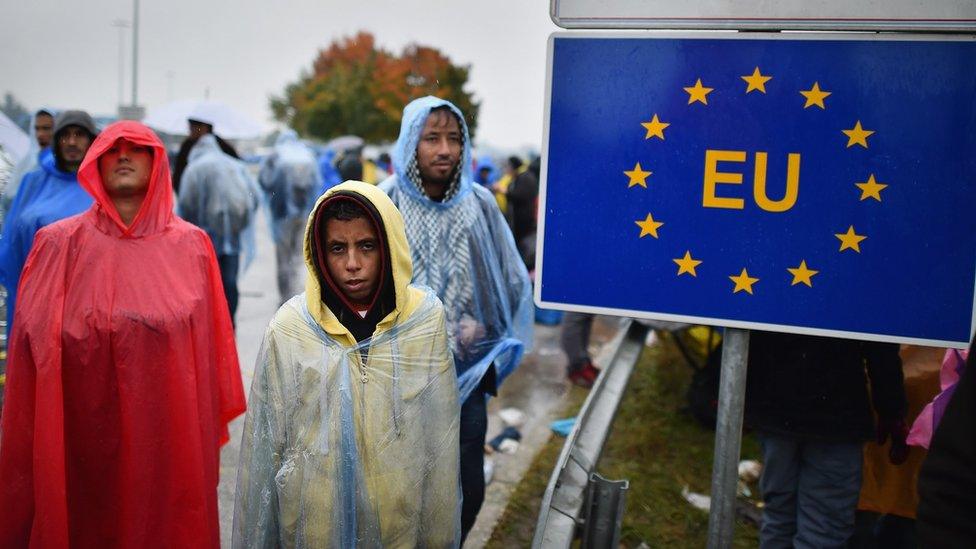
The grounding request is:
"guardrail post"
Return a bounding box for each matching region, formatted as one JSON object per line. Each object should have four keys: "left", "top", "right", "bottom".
{"left": 582, "top": 473, "right": 629, "bottom": 548}
{"left": 706, "top": 328, "right": 750, "bottom": 548}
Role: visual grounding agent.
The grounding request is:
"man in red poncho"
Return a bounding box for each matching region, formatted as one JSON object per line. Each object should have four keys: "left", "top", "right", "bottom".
{"left": 0, "top": 121, "right": 246, "bottom": 548}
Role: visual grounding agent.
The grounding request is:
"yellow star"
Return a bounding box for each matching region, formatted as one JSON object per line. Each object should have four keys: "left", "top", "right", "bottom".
{"left": 624, "top": 162, "right": 652, "bottom": 188}
{"left": 729, "top": 268, "right": 759, "bottom": 295}
{"left": 835, "top": 226, "right": 867, "bottom": 253}
{"left": 684, "top": 78, "right": 714, "bottom": 105}
{"left": 641, "top": 114, "right": 670, "bottom": 140}
{"left": 673, "top": 251, "right": 702, "bottom": 277}
{"left": 635, "top": 213, "right": 664, "bottom": 239}
{"left": 855, "top": 174, "right": 888, "bottom": 201}
{"left": 741, "top": 67, "right": 772, "bottom": 94}
{"left": 787, "top": 260, "right": 819, "bottom": 287}
{"left": 843, "top": 120, "right": 875, "bottom": 148}
{"left": 799, "top": 82, "right": 832, "bottom": 109}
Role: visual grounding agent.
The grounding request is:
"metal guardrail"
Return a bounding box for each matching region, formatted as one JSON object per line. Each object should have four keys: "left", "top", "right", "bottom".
{"left": 532, "top": 319, "right": 649, "bottom": 548}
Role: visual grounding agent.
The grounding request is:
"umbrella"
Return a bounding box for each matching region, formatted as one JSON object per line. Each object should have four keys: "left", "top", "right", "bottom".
{"left": 143, "top": 99, "right": 267, "bottom": 139}
{"left": 0, "top": 110, "right": 30, "bottom": 162}
{"left": 325, "top": 135, "right": 364, "bottom": 152}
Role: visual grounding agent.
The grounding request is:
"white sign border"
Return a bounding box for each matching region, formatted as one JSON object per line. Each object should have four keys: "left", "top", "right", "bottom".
{"left": 535, "top": 30, "right": 976, "bottom": 349}
{"left": 550, "top": 0, "right": 976, "bottom": 32}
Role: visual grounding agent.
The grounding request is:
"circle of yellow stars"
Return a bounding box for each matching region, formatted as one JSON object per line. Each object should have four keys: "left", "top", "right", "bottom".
{"left": 624, "top": 66, "right": 887, "bottom": 295}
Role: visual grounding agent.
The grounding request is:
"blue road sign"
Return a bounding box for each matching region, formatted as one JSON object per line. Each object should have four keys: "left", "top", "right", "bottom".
{"left": 537, "top": 33, "right": 976, "bottom": 347}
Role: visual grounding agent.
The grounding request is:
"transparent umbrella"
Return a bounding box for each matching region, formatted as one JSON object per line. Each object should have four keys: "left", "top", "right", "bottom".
{"left": 143, "top": 100, "right": 266, "bottom": 139}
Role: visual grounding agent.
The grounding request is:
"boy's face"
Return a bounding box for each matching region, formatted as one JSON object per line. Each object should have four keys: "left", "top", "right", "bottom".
{"left": 324, "top": 216, "right": 381, "bottom": 307}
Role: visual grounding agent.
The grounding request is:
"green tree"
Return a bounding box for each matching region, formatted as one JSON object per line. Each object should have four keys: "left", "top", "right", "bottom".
{"left": 270, "top": 32, "right": 480, "bottom": 143}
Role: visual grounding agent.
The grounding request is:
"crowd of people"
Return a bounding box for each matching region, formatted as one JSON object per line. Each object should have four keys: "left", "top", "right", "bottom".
{"left": 0, "top": 95, "right": 971, "bottom": 549}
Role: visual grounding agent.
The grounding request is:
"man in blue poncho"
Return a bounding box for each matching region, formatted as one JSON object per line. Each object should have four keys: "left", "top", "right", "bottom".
{"left": 380, "top": 96, "right": 534, "bottom": 540}
{"left": 178, "top": 134, "right": 260, "bottom": 324}
{"left": 258, "top": 130, "right": 322, "bottom": 303}
{"left": 0, "top": 110, "right": 96, "bottom": 332}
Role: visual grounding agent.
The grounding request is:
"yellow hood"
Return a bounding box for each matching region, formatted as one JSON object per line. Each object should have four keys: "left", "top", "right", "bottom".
{"left": 303, "top": 180, "right": 418, "bottom": 344}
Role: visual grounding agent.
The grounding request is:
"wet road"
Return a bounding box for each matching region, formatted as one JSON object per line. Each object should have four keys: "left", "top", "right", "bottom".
{"left": 217, "top": 209, "right": 617, "bottom": 547}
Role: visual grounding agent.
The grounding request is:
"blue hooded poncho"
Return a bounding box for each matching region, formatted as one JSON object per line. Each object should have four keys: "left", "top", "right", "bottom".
{"left": 317, "top": 148, "right": 342, "bottom": 195}
{"left": 177, "top": 134, "right": 260, "bottom": 265}
{"left": 379, "top": 96, "right": 533, "bottom": 401}
{"left": 0, "top": 150, "right": 92, "bottom": 329}
{"left": 258, "top": 130, "right": 323, "bottom": 243}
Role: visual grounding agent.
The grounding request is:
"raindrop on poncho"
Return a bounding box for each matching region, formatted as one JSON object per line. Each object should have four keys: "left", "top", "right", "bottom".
{"left": 380, "top": 96, "right": 534, "bottom": 401}
{"left": 0, "top": 121, "right": 246, "bottom": 547}
{"left": 233, "top": 181, "right": 460, "bottom": 547}
{"left": 178, "top": 133, "right": 259, "bottom": 264}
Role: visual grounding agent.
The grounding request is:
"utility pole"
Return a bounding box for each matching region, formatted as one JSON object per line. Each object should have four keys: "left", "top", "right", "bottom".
{"left": 131, "top": 0, "right": 139, "bottom": 106}
{"left": 111, "top": 19, "right": 129, "bottom": 111}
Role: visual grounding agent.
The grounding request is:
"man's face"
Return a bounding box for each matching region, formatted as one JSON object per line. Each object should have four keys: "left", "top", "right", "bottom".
{"left": 188, "top": 121, "right": 211, "bottom": 139}
{"left": 57, "top": 126, "right": 93, "bottom": 173}
{"left": 34, "top": 113, "right": 54, "bottom": 148}
{"left": 324, "top": 216, "right": 381, "bottom": 308}
{"left": 98, "top": 138, "right": 153, "bottom": 199}
{"left": 416, "top": 110, "right": 462, "bottom": 187}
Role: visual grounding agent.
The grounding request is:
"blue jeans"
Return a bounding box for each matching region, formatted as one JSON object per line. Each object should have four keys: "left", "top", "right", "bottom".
{"left": 759, "top": 434, "right": 863, "bottom": 549}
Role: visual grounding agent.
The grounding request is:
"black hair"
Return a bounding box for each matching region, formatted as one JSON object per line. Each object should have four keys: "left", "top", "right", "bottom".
{"left": 428, "top": 105, "right": 461, "bottom": 128}
{"left": 36, "top": 109, "right": 54, "bottom": 118}
{"left": 321, "top": 198, "right": 368, "bottom": 223}
{"left": 508, "top": 156, "right": 523, "bottom": 170}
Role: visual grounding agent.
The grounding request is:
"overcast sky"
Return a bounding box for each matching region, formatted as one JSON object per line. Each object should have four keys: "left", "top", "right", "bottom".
{"left": 1, "top": 0, "right": 560, "bottom": 149}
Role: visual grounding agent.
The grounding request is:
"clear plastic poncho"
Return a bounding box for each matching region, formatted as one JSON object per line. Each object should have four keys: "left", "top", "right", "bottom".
{"left": 380, "top": 96, "right": 534, "bottom": 401}
{"left": 233, "top": 181, "right": 461, "bottom": 548}
{"left": 178, "top": 134, "right": 259, "bottom": 263}
{"left": 3, "top": 108, "right": 58, "bottom": 214}
{"left": 258, "top": 130, "right": 323, "bottom": 243}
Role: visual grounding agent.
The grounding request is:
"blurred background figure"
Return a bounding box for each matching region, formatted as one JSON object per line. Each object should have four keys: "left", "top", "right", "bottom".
{"left": 3, "top": 108, "right": 56, "bottom": 214}
{"left": 504, "top": 155, "right": 539, "bottom": 269}
{"left": 258, "top": 130, "right": 322, "bottom": 304}
{"left": 172, "top": 112, "right": 240, "bottom": 195}
{"left": 178, "top": 134, "right": 260, "bottom": 325}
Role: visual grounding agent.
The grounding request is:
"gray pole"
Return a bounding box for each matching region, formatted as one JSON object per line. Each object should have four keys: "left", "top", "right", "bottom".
{"left": 111, "top": 20, "right": 128, "bottom": 111}
{"left": 706, "top": 328, "right": 750, "bottom": 548}
{"left": 131, "top": 0, "right": 139, "bottom": 106}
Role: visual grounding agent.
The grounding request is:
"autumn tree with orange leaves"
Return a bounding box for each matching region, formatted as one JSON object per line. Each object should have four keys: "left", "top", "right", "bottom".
{"left": 271, "top": 32, "right": 480, "bottom": 143}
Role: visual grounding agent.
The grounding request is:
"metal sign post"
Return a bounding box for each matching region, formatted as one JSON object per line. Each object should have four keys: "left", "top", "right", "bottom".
{"left": 707, "top": 328, "right": 750, "bottom": 548}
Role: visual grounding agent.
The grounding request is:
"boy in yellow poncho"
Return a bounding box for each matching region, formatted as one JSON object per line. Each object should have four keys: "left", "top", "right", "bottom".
{"left": 232, "top": 181, "right": 461, "bottom": 548}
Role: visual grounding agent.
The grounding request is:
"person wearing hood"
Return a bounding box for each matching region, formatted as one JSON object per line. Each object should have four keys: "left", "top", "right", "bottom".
{"left": 233, "top": 181, "right": 460, "bottom": 547}
{"left": 258, "top": 129, "right": 323, "bottom": 304}
{"left": 178, "top": 133, "right": 260, "bottom": 323}
{"left": 317, "top": 148, "right": 342, "bottom": 194}
{"left": 0, "top": 121, "right": 246, "bottom": 547}
{"left": 0, "top": 110, "right": 96, "bottom": 334}
{"left": 2, "top": 108, "right": 56, "bottom": 214}
{"left": 172, "top": 116, "right": 240, "bottom": 194}
{"left": 379, "top": 96, "right": 533, "bottom": 541}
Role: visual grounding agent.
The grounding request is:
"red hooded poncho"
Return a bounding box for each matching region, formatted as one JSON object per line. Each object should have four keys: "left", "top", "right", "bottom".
{"left": 0, "top": 121, "right": 246, "bottom": 548}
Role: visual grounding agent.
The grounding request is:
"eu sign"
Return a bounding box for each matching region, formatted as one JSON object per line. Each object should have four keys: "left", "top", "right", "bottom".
{"left": 536, "top": 33, "right": 976, "bottom": 347}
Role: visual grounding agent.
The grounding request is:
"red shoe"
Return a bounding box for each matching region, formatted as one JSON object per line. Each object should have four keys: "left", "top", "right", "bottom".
{"left": 568, "top": 362, "right": 601, "bottom": 388}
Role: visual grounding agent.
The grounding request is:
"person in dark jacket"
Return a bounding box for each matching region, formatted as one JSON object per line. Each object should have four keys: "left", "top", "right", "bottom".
{"left": 745, "top": 332, "right": 908, "bottom": 548}
{"left": 916, "top": 332, "right": 976, "bottom": 547}
{"left": 504, "top": 156, "right": 538, "bottom": 268}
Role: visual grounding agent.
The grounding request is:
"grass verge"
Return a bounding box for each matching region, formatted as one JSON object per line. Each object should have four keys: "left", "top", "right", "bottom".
{"left": 486, "top": 331, "right": 760, "bottom": 547}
